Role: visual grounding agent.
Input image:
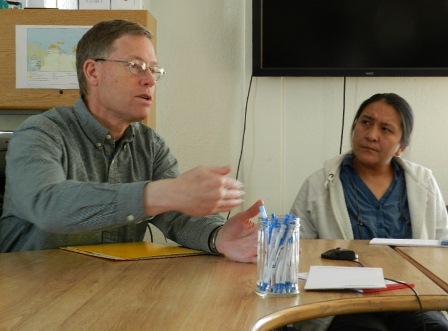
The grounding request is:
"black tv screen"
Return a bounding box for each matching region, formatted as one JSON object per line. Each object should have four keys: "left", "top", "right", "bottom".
{"left": 253, "top": 0, "right": 448, "bottom": 77}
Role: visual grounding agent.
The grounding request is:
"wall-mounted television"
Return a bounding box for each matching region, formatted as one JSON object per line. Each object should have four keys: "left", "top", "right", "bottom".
{"left": 253, "top": 0, "right": 448, "bottom": 77}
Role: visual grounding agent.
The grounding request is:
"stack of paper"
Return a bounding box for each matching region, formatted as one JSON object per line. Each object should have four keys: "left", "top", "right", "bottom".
{"left": 304, "top": 266, "right": 386, "bottom": 290}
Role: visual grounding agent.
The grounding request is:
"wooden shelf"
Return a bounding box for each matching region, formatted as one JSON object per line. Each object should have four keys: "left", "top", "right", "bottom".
{"left": 0, "top": 9, "right": 156, "bottom": 128}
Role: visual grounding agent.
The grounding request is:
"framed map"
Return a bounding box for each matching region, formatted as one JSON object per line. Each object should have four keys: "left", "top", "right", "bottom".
{"left": 16, "top": 25, "right": 90, "bottom": 89}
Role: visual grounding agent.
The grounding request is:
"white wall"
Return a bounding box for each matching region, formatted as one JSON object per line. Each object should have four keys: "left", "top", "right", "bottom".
{"left": 148, "top": 0, "right": 246, "bottom": 172}
{"left": 245, "top": 77, "right": 448, "bottom": 215}
{"left": 147, "top": 1, "right": 448, "bottom": 219}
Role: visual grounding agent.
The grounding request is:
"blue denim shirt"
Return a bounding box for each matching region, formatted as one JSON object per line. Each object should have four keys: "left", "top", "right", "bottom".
{"left": 0, "top": 98, "right": 224, "bottom": 252}
{"left": 340, "top": 154, "right": 412, "bottom": 239}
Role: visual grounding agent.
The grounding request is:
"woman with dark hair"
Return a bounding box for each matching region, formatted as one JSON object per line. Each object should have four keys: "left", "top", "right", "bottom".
{"left": 290, "top": 93, "right": 448, "bottom": 330}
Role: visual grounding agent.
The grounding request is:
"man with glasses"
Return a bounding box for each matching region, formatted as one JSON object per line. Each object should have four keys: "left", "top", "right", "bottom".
{"left": 0, "top": 19, "right": 262, "bottom": 263}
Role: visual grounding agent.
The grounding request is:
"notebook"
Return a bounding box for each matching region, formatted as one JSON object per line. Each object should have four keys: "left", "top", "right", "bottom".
{"left": 60, "top": 241, "right": 207, "bottom": 261}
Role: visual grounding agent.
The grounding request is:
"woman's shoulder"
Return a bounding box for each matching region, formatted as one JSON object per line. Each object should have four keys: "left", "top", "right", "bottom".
{"left": 396, "top": 157, "right": 439, "bottom": 189}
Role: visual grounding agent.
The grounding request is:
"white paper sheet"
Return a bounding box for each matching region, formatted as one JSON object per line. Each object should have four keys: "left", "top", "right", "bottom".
{"left": 369, "top": 238, "right": 448, "bottom": 247}
{"left": 304, "top": 266, "right": 386, "bottom": 290}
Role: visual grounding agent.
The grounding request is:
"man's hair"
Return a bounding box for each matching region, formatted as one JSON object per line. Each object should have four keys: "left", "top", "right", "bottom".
{"left": 351, "top": 93, "right": 414, "bottom": 147}
{"left": 76, "top": 19, "right": 153, "bottom": 98}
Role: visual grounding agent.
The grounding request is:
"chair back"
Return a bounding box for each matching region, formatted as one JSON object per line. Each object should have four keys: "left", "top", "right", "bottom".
{"left": 0, "top": 131, "right": 12, "bottom": 216}
{"left": 0, "top": 150, "right": 5, "bottom": 216}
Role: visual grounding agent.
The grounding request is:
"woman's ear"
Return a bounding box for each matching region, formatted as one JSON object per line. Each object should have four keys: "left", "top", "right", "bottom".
{"left": 395, "top": 144, "right": 407, "bottom": 157}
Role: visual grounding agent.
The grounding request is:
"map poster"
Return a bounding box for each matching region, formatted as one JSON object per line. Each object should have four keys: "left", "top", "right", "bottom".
{"left": 16, "top": 25, "right": 91, "bottom": 89}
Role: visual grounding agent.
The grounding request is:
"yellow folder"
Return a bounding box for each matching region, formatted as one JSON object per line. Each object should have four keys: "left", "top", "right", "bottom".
{"left": 60, "top": 242, "right": 207, "bottom": 261}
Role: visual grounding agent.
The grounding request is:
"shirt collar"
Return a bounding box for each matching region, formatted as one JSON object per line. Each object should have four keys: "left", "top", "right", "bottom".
{"left": 74, "top": 97, "right": 135, "bottom": 145}
{"left": 342, "top": 153, "right": 402, "bottom": 177}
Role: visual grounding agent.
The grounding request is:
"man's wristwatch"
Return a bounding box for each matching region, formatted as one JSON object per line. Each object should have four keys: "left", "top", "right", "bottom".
{"left": 208, "top": 225, "right": 223, "bottom": 255}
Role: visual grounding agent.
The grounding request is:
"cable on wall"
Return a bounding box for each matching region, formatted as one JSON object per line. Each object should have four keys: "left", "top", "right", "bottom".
{"left": 339, "top": 76, "right": 347, "bottom": 154}
{"left": 227, "top": 75, "right": 253, "bottom": 220}
{"left": 229, "top": 75, "right": 346, "bottom": 217}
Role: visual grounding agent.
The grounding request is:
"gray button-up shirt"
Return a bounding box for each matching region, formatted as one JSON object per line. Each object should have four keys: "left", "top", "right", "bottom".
{"left": 0, "top": 98, "right": 224, "bottom": 252}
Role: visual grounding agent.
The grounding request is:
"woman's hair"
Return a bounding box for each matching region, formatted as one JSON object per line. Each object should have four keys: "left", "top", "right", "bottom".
{"left": 351, "top": 93, "right": 414, "bottom": 146}
{"left": 76, "top": 19, "right": 153, "bottom": 98}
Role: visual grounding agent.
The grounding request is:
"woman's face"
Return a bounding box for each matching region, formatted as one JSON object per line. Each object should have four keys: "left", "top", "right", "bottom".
{"left": 351, "top": 100, "right": 406, "bottom": 170}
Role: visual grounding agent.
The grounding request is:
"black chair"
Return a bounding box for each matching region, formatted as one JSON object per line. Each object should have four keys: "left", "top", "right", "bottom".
{"left": 0, "top": 150, "right": 6, "bottom": 216}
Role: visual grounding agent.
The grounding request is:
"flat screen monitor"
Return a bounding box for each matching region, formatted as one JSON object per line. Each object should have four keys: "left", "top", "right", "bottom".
{"left": 253, "top": 0, "right": 448, "bottom": 77}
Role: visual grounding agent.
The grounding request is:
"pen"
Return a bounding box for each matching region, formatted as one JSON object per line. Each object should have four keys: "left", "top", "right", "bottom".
{"left": 257, "top": 205, "right": 270, "bottom": 291}
{"left": 258, "top": 205, "right": 268, "bottom": 221}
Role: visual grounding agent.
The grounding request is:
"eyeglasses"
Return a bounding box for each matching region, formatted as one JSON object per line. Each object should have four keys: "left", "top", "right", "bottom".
{"left": 95, "top": 58, "right": 165, "bottom": 81}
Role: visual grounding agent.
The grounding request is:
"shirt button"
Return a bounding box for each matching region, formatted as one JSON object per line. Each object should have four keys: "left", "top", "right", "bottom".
{"left": 106, "top": 134, "right": 112, "bottom": 140}
{"left": 96, "top": 142, "right": 102, "bottom": 147}
{"left": 126, "top": 215, "right": 135, "bottom": 222}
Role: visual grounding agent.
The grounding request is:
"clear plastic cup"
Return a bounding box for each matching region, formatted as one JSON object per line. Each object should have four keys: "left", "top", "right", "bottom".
{"left": 256, "top": 215, "right": 300, "bottom": 297}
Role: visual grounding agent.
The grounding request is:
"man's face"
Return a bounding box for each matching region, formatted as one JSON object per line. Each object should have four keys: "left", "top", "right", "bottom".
{"left": 352, "top": 101, "right": 405, "bottom": 169}
{"left": 89, "top": 34, "right": 158, "bottom": 126}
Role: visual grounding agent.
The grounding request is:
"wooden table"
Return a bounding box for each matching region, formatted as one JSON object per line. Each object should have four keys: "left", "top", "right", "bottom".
{"left": 395, "top": 245, "right": 448, "bottom": 293}
{"left": 1, "top": 239, "right": 447, "bottom": 331}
